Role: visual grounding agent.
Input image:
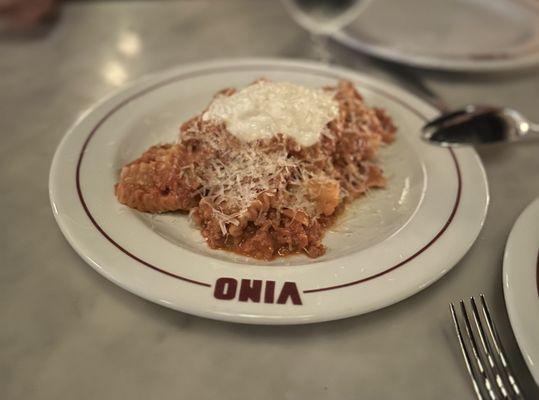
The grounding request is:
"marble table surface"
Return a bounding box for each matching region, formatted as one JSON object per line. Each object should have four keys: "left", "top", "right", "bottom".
{"left": 1, "top": 1, "right": 538, "bottom": 399}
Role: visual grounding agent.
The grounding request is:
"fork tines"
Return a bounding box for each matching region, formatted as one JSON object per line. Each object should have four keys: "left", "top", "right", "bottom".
{"left": 449, "top": 295, "right": 523, "bottom": 400}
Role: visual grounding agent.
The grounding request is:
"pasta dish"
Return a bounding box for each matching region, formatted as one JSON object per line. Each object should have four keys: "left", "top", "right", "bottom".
{"left": 115, "top": 79, "right": 396, "bottom": 260}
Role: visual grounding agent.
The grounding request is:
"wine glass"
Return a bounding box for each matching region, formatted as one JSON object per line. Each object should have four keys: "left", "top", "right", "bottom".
{"left": 282, "top": 0, "right": 372, "bottom": 62}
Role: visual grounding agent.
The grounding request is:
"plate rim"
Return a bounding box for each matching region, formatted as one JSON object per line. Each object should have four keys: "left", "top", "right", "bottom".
{"left": 49, "top": 57, "right": 490, "bottom": 324}
{"left": 503, "top": 197, "right": 539, "bottom": 385}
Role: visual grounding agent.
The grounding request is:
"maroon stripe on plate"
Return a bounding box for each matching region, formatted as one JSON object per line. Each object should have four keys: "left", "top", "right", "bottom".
{"left": 303, "top": 149, "right": 461, "bottom": 293}
{"left": 75, "top": 63, "right": 461, "bottom": 290}
{"left": 536, "top": 250, "right": 539, "bottom": 298}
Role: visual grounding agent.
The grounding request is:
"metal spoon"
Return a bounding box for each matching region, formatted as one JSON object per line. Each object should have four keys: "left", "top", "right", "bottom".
{"left": 421, "top": 105, "right": 539, "bottom": 147}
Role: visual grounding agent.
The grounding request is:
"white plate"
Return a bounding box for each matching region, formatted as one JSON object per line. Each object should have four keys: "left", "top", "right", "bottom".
{"left": 332, "top": 0, "right": 539, "bottom": 72}
{"left": 504, "top": 197, "right": 539, "bottom": 385}
{"left": 49, "top": 58, "right": 489, "bottom": 324}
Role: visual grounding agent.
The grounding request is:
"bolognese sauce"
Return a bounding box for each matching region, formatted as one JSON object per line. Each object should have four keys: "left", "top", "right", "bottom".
{"left": 115, "top": 80, "right": 396, "bottom": 260}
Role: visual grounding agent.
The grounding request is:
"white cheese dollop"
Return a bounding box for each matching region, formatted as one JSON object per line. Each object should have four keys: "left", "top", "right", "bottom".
{"left": 202, "top": 81, "right": 339, "bottom": 147}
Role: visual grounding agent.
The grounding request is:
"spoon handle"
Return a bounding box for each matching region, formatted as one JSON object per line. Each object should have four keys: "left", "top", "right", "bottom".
{"left": 528, "top": 122, "right": 539, "bottom": 136}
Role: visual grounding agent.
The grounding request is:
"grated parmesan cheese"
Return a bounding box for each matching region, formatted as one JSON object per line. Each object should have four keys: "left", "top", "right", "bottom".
{"left": 181, "top": 117, "right": 331, "bottom": 232}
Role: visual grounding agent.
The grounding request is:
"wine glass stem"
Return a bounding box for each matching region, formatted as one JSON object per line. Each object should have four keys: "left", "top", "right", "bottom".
{"left": 311, "top": 33, "right": 331, "bottom": 64}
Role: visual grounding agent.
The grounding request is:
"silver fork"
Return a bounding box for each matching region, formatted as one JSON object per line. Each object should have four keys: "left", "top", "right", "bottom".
{"left": 449, "top": 295, "right": 524, "bottom": 400}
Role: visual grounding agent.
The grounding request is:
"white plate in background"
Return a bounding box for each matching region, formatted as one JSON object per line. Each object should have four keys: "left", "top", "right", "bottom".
{"left": 332, "top": 0, "right": 539, "bottom": 71}
{"left": 504, "top": 197, "right": 539, "bottom": 385}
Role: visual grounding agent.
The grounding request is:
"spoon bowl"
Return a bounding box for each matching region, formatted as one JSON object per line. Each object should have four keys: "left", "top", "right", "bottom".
{"left": 421, "top": 105, "right": 539, "bottom": 147}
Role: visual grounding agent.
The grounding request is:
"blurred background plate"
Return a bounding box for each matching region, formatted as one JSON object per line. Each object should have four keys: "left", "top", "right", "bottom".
{"left": 503, "top": 197, "right": 539, "bottom": 386}
{"left": 326, "top": 0, "right": 539, "bottom": 71}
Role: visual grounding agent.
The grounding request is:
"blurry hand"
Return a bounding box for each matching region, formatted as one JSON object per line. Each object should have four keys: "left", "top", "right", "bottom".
{"left": 0, "top": 0, "right": 59, "bottom": 29}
